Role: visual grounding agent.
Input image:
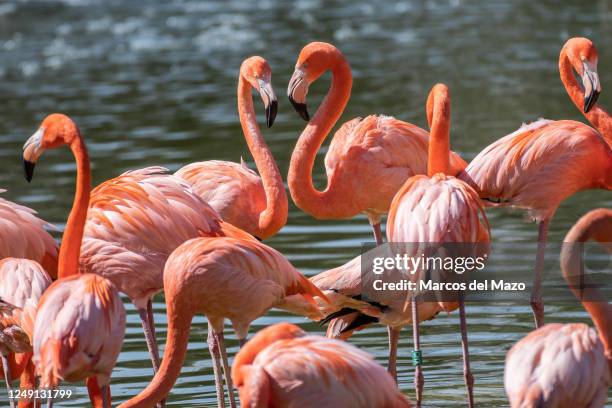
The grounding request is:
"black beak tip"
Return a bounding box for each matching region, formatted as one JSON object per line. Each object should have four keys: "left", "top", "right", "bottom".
{"left": 23, "top": 160, "right": 35, "bottom": 183}
{"left": 288, "top": 98, "right": 310, "bottom": 121}
{"left": 584, "top": 90, "right": 600, "bottom": 113}
{"left": 266, "top": 100, "right": 278, "bottom": 128}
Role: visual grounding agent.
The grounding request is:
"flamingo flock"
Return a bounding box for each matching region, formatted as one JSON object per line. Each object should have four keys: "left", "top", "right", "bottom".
{"left": 0, "top": 36, "right": 609, "bottom": 408}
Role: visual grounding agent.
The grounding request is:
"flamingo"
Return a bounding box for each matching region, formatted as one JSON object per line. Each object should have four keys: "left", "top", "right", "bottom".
{"left": 313, "top": 84, "right": 490, "bottom": 407}
{"left": 0, "top": 259, "right": 52, "bottom": 408}
{"left": 23, "top": 113, "right": 126, "bottom": 408}
{"left": 460, "top": 37, "right": 612, "bottom": 328}
{"left": 176, "top": 56, "right": 287, "bottom": 240}
{"left": 78, "top": 59, "right": 270, "bottom": 380}
{"left": 286, "top": 42, "right": 467, "bottom": 380}
{"left": 286, "top": 41, "right": 467, "bottom": 245}
{"left": 0, "top": 194, "right": 58, "bottom": 407}
{"left": 504, "top": 208, "right": 611, "bottom": 407}
{"left": 231, "top": 322, "right": 412, "bottom": 407}
{"left": 117, "top": 237, "right": 329, "bottom": 408}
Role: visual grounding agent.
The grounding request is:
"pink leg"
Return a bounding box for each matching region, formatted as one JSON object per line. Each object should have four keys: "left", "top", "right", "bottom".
{"left": 530, "top": 219, "right": 549, "bottom": 328}
{"left": 371, "top": 222, "right": 384, "bottom": 246}
{"left": 138, "top": 303, "right": 160, "bottom": 374}
{"left": 216, "top": 331, "right": 237, "bottom": 408}
{"left": 458, "top": 298, "right": 474, "bottom": 408}
{"left": 387, "top": 326, "right": 400, "bottom": 382}
{"left": 207, "top": 326, "right": 226, "bottom": 408}
{"left": 2, "top": 354, "right": 16, "bottom": 408}
{"left": 411, "top": 297, "right": 424, "bottom": 408}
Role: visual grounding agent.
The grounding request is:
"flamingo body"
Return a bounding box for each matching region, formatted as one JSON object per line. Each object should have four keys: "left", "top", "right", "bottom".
{"left": 33, "top": 273, "right": 125, "bottom": 388}
{"left": 176, "top": 160, "right": 267, "bottom": 237}
{"left": 504, "top": 323, "right": 609, "bottom": 408}
{"left": 0, "top": 193, "right": 58, "bottom": 278}
{"left": 320, "top": 115, "right": 467, "bottom": 219}
{"left": 233, "top": 323, "right": 411, "bottom": 408}
{"left": 462, "top": 119, "right": 612, "bottom": 221}
{"left": 0, "top": 258, "right": 52, "bottom": 354}
{"left": 81, "top": 166, "right": 224, "bottom": 308}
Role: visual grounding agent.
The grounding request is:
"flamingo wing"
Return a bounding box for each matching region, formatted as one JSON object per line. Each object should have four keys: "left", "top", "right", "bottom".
{"left": 504, "top": 323, "right": 610, "bottom": 408}
{"left": 0, "top": 192, "right": 58, "bottom": 278}
{"left": 33, "top": 274, "right": 125, "bottom": 387}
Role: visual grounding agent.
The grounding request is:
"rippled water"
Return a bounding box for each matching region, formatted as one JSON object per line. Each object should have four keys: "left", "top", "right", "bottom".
{"left": 1, "top": 0, "right": 611, "bottom": 406}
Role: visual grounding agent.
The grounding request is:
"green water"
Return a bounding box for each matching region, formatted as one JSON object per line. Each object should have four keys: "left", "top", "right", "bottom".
{"left": 0, "top": 0, "right": 610, "bottom": 406}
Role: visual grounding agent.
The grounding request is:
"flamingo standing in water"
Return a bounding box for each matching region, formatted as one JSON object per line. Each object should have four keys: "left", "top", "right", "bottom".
{"left": 117, "top": 237, "right": 329, "bottom": 408}
{"left": 0, "top": 194, "right": 58, "bottom": 407}
{"left": 460, "top": 37, "right": 612, "bottom": 328}
{"left": 314, "top": 85, "right": 490, "bottom": 407}
{"left": 23, "top": 113, "right": 126, "bottom": 408}
{"left": 504, "top": 208, "right": 611, "bottom": 407}
{"left": 286, "top": 42, "right": 466, "bottom": 378}
{"left": 232, "top": 322, "right": 412, "bottom": 407}
{"left": 0, "top": 259, "right": 52, "bottom": 408}
{"left": 79, "top": 57, "right": 274, "bottom": 379}
{"left": 176, "top": 56, "right": 287, "bottom": 240}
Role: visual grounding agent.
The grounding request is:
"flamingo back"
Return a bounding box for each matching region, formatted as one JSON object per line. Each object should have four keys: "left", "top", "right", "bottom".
{"left": 463, "top": 119, "right": 612, "bottom": 221}
{"left": 234, "top": 323, "right": 410, "bottom": 408}
{"left": 504, "top": 323, "right": 610, "bottom": 408}
{"left": 33, "top": 274, "right": 125, "bottom": 387}
{"left": 176, "top": 160, "right": 267, "bottom": 236}
{"left": 0, "top": 192, "right": 58, "bottom": 278}
{"left": 323, "top": 115, "right": 467, "bottom": 217}
{"left": 0, "top": 258, "right": 52, "bottom": 349}
{"left": 163, "top": 237, "right": 326, "bottom": 338}
{"left": 81, "top": 167, "right": 225, "bottom": 301}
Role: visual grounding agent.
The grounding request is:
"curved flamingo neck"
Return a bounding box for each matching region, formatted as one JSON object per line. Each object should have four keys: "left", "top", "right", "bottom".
{"left": 237, "top": 76, "right": 287, "bottom": 239}
{"left": 561, "top": 210, "right": 612, "bottom": 363}
{"left": 559, "top": 49, "right": 612, "bottom": 145}
{"left": 287, "top": 55, "right": 352, "bottom": 217}
{"left": 426, "top": 87, "right": 451, "bottom": 177}
{"left": 118, "top": 299, "right": 194, "bottom": 408}
{"left": 58, "top": 134, "right": 91, "bottom": 279}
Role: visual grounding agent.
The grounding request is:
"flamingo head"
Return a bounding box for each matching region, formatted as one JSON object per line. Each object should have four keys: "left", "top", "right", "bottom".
{"left": 287, "top": 42, "right": 348, "bottom": 121}
{"left": 23, "top": 113, "right": 80, "bottom": 182}
{"left": 563, "top": 37, "right": 601, "bottom": 113}
{"left": 240, "top": 56, "right": 278, "bottom": 128}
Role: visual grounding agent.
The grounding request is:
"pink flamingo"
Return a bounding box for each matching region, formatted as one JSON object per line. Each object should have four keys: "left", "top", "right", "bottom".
{"left": 314, "top": 85, "right": 490, "bottom": 407}
{"left": 0, "top": 193, "right": 58, "bottom": 407}
{"left": 117, "top": 237, "right": 329, "bottom": 408}
{"left": 23, "top": 113, "right": 126, "bottom": 408}
{"left": 232, "top": 322, "right": 412, "bottom": 407}
{"left": 0, "top": 258, "right": 52, "bottom": 408}
{"left": 286, "top": 42, "right": 467, "bottom": 245}
{"left": 79, "top": 58, "right": 269, "bottom": 378}
{"left": 460, "top": 37, "right": 612, "bottom": 328}
{"left": 504, "top": 208, "right": 611, "bottom": 407}
{"left": 176, "top": 56, "right": 287, "bottom": 240}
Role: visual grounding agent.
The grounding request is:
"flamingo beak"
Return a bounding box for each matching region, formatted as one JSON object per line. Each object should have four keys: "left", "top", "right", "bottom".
{"left": 23, "top": 127, "right": 45, "bottom": 182}
{"left": 258, "top": 79, "right": 278, "bottom": 128}
{"left": 287, "top": 68, "right": 310, "bottom": 121}
{"left": 582, "top": 61, "right": 601, "bottom": 113}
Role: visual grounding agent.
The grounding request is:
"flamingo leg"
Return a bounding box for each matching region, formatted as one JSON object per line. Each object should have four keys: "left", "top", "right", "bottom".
{"left": 530, "top": 219, "right": 549, "bottom": 328}
{"left": 2, "top": 354, "right": 16, "bottom": 408}
{"left": 458, "top": 297, "right": 474, "bottom": 408}
{"left": 238, "top": 337, "right": 247, "bottom": 349}
{"left": 138, "top": 303, "right": 161, "bottom": 373}
{"left": 101, "top": 384, "right": 110, "bottom": 408}
{"left": 387, "top": 326, "right": 400, "bottom": 382}
{"left": 45, "top": 397, "right": 52, "bottom": 408}
{"left": 216, "top": 331, "right": 237, "bottom": 408}
{"left": 371, "top": 222, "right": 384, "bottom": 246}
{"left": 207, "top": 326, "right": 226, "bottom": 408}
{"left": 411, "top": 297, "right": 424, "bottom": 408}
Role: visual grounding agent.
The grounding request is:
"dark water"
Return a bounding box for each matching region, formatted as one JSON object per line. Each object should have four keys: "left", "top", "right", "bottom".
{"left": 0, "top": 0, "right": 611, "bottom": 406}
